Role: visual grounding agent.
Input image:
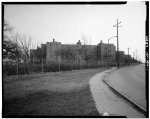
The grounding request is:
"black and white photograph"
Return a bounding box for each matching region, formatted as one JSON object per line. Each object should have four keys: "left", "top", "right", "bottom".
{"left": 2, "top": 1, "right": 148, "bottom": 118}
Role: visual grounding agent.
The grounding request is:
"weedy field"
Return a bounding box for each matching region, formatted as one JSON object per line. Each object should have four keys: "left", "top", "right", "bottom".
{"left": 3, "top": 68, "right": 106, "bottom": 117}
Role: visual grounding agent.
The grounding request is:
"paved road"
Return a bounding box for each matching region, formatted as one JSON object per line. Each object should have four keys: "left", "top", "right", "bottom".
{"left": 90, "top": 68, "right": 145, "bottom": 118}
{"left": 108, "top": 64, "right": 146, "bottom": 110}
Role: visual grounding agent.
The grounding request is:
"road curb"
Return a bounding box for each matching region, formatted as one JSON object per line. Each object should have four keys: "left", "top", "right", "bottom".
{"left": 103, "top": 67, "right": 147, "bottom": 116}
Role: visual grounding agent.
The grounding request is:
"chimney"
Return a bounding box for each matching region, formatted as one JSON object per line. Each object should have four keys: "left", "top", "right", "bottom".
{"left": 77, "top": 40, "right": 81, "bottom": 45}
{"left": 78, "top": 40, "right": 81, "bottom": 44}
{"left": 53, "top": 38, "right": 55, "bottom": 42}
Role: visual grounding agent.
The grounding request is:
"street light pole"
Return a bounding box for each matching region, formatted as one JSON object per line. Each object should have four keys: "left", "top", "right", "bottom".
{"left": 107, "top": 36, "right": 117, "bottom": 68}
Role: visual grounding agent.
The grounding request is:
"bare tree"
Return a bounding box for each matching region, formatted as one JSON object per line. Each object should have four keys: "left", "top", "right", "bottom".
{"left": 81, "top": 34, "right": 89, "bottom": 64}
{"left": 81, "top": 34, "right": 98, "bottom": 67}
{"left": 3, "top": 21, "right": 23, "bottom": 75}
{"left": 12, "top": 33, "right": 21, "bottom": 75}
{"left": 18, "top": 34, "right": 32, "bottom": 74}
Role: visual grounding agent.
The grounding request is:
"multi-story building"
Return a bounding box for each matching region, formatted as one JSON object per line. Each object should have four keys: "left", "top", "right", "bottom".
{"left": 30, "top": 39, "right": 117, "bottom": 64}
{"left": 124, "top": 54, "right": 132, "bottom": 62}
{"left": 46, "top": 39, "right": 83, "bottom": 63}
{"left": 97, "top": 40, "right": 116, "bottom": 61}
{"left": 116, "top": 51, "right": 125, "bottom": 62}
{"left": 46, "top": 39, "right": 61, "bottom": 62}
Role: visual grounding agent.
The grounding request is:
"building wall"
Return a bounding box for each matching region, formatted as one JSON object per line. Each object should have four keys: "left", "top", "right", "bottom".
{"left": 116, "top": 51, "right": 125, "bottom": 62}
{"left": 46, "top": 40, "right": 84, "bottom": 63}
{"left": 46, "top": 40, "right": 61, "bottom": 63}
{"left": 97, "top": 40, "right": 116, "bottom": 61}
{"left": 31, "top": 40, "right": 117, "bottom": 64}
{"left": 124, "top": 55, "right": 132, "bottom": 61}
{"left": 109, "top": 44, "right": 116, "bottom": 60}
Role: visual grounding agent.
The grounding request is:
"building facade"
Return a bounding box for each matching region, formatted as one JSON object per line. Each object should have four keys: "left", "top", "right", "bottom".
{"left": 97, "top": 40, "right": 116, "bottom": 61}
{"left": 46, "top": 39, "right": 61, "bottom": 62}
{"left": 30, "top": 39, "right": 117, "bottom": 64}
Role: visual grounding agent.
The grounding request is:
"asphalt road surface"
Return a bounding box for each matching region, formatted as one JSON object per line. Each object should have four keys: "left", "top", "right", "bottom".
{"left": 90, "top": 68, "right": 145, "bottom": 118}
{"left": 108, "top": 64, "right": 146, "bottom": 110}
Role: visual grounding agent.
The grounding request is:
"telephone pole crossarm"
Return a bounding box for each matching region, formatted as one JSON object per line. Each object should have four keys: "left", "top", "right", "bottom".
{"left": 113, "top": 21, "right": 121, "bottom": 27}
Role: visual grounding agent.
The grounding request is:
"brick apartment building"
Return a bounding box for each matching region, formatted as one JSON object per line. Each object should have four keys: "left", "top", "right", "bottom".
{"left": 30, "top": 39, "right": 117, "bottom": 64}
{"left": 97, "top": 40, "right": 116, "bottom": 61}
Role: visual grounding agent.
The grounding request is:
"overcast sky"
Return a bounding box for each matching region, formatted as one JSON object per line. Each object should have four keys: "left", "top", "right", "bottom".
{"left": 4, "top": 2, "right": 146, "bottom": 62}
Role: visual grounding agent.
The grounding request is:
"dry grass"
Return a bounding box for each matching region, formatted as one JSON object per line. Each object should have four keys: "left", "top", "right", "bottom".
{"left": 3, "top": 68, "right": 106, "bottom": 117}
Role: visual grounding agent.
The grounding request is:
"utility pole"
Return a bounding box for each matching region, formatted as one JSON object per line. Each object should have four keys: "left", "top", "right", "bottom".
{"left": 133, "top": 52, "right": 135, "bottom": 65}
{"left": 127, "top": 48, "right": 129, "bottom": 66}
{"left": 135, "top": 50, "right": 137, "bottom": 63}
{"left": 113, "top": 19, "right": 122, "bottom": 68}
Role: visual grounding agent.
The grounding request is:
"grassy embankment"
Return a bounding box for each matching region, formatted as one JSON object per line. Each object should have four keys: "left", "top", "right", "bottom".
{"left": 3, "top": 68, "right": 106, "bottom": 117}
